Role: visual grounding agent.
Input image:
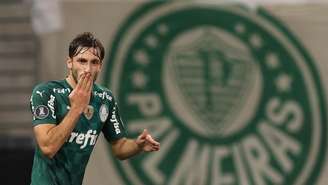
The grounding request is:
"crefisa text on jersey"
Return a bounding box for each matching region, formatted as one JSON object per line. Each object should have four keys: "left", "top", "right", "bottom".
{"left": 68, "top": 129, "right": 98, "bottom": 149}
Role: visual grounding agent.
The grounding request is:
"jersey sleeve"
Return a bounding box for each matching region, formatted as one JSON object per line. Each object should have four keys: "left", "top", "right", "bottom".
{"left": 102, "top": 97, "right": 127, "bottom": 142}
{"left": 30, "top": 84, "right": 57, "bottom": 126}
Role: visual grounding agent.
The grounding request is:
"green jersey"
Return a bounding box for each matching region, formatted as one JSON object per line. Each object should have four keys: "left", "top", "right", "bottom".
{"left": 29, "top": 79, "right": 126, "bottom": 185}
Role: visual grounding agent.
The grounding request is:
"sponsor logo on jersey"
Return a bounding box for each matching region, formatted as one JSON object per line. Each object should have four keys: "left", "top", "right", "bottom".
{"left": 48, "top": 95, "right": 56, "bottom": 119}
{"left": 104, "top": 3, "right": 327, "bottom": 185}
{"left": 94, "top": 91, "right": 113, "bottom": 101}
{"left": 99, "top": 104, "right": 109, "bottom": 122}
{"left": 34, "top": 105, "right": 49, "bottom": 119}
{"left": 53, "top": 88, "right": 70, "bottom": 94}
{"left": 84, "top": 105, "right": 94, "bottom": 120}
{"left": 109, "top": 106, "right": 121, "bottom": 134}
{"left": 36, "top": 90, "right": 45, "bottom": 97}
{"left": 68, "top": 129, "right": 98, "bottom": 149}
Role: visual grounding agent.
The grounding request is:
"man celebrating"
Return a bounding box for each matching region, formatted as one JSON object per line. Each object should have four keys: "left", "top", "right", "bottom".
{"left": 29, "top": 32, "right": 160, "bottom": 185}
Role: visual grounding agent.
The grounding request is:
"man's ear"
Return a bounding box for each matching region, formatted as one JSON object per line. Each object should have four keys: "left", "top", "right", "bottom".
{"left": 66, "top": 57, "right": 72, "bottom": 69}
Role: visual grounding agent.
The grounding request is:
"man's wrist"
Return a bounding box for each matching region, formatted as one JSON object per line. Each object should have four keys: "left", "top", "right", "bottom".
{"left": 69, "top": 105, "right": 84, "bottom": 115}
{"left": 134, "top": 139, "right": 143, "bottom": 153}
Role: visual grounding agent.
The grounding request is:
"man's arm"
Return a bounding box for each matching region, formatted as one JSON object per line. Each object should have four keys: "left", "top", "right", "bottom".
{"left": 111, "top": 129, "right": 160, "bottom": 160}
{"left": 33, "top": 72, "right": 92, "bottom": 159}
{"left": 33, "top": 108, "right": 83, "bottom": 159}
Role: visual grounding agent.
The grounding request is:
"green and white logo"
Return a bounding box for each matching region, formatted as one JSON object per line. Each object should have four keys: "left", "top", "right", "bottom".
{"left": 104, "top": 2, "right": 327, "bottom": 185}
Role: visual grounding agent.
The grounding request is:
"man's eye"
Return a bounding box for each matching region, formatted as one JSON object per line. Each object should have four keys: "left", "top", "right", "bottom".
{"left": 92, "top": 60, "right": 100, "bottom": 65}
{"left": 78, "top": 60, "right": 87, "bottom": 64}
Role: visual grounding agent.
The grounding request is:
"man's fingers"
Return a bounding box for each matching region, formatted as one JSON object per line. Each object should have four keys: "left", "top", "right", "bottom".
{"left": 85, "top": 73, "right": 93, "bottom": 93}
{"left": 137, "top": 129, "right": 160, "bottom": 152}
{"left": 140, "top": 129, "right": 160, "bottom": 146}
{"left": 76, "top": 72, "right": 86, "bottom": 89}
{"left": 80, "top": 72, "right": 90, "bottom": 90}
{"left": 146, "top": 135, "right": 160, "bottom": 146}
{"left": 147, "top": 143, "right": 160, "bottom": 152}
{"left": 151, "top": 144, "right": 160, "bottom": 150}
{"left": 139, "top": 129, "right": 148, "bottom": 140}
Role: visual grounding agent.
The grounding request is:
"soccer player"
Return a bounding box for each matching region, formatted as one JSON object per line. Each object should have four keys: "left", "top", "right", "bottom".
{"left": 29, "top": 32, "right": 160, "bottom": 185}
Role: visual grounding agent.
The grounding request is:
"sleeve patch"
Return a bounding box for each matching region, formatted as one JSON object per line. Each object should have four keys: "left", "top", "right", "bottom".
{"left": 34, "top": 105, "right": 49, "bottom": 119}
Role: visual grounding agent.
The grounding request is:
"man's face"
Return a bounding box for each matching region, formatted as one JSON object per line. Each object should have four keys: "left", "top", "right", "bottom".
{"left": 67, "top": 47, "right": 102, "bottom": 84}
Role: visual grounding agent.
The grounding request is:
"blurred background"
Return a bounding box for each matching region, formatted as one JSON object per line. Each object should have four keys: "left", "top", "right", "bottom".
{"left": 1, "top": 0, "right": 328, "bottom": 184}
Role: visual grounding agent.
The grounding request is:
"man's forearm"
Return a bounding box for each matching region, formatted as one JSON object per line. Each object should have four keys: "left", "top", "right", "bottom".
{"left": 112, "top": 138, "right": 142, "bottom": 160}
{"left": 44, "top": 108, "right": 82, "bottom": 157}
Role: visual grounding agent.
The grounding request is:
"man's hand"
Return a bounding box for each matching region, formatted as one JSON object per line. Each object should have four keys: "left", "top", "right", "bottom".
{"left": 111, "top": 129, "right": 160, "bottom": 160}
{"left": 136, "top": 129, "right": 160, "bottom": 152}
{"left": 68, "top": 72, "right": 92, "bottom": 114}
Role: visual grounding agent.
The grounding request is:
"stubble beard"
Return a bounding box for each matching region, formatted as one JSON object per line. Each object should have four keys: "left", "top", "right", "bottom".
{"left": 72, "top": 68, "right": 79, "bottom": 84}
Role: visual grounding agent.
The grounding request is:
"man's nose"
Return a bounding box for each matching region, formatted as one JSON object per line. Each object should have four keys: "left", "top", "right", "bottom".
{"left": 84, "top": 62, "right": 92, "bottom": 72}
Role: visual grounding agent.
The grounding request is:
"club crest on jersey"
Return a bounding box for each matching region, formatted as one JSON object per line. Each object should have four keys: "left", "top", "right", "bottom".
{"left": 99, "top": 104, "right": 109, "bottom": 122}
{"left": 84, "top": 105, "right": 94, "bottom": 120}
{"left": 34, "top": 105, "right": 49, "bottom": 119}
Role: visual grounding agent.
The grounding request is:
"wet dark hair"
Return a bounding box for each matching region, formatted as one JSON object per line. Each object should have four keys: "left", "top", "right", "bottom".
{"left": 68, "top": 32, "right": 105, "bottom": 61}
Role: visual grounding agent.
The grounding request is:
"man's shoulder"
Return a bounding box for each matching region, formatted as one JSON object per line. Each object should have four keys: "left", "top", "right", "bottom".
{"left": 93, "top": 83, "right": 115, "bottom": 101}
{"left": 32, "top": 80, "right": 66, "bottom": 93}
{"left": 94, "top": 83, "right": 113, "bottom": 94}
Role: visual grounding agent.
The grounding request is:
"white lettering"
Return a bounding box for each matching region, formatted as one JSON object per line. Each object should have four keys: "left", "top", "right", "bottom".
{"left": 69, "top": 132, "right": 78, "bottom": 142}
{"left": 80, "top": 130, "right": 93, "bottom": 149}
{"left": 68, "top": 130, "right": 98, "bottom": 149}
{"left": 94, "top": 91, "right": 112, "bottom": 101}
{"left": 266, "top": 97, "right": 303, "bottom": 132}
{"left": 53, "top": 88, "right": 70, "bottom": 94}
{"left": 243, "top": 134, "right": 282, "bottom": 185}
{"left": 259, "top": 121, "right": 301, "bottom": 172}
{"left": 212, "top": 147, "right": 234, "bottom": 185}
{"left": 76, "top": 134, "right": 85, "bottom": 144}
{"left": 232, "top": 144, "right": 250, "bottom": 185}
{"left": 90, "top": 130, "right": 98, "bottom": 145}
{"left": 126, "top": 94, "right": 303, "bottom": 185}
{"left": 47, "top": 95, "right": 56, "bottom": 119}
{"left": 110, "top": 108, "right": 121, "bottom": 134}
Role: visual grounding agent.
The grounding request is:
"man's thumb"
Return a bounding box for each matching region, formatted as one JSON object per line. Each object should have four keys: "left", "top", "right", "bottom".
{"left": 140, "top": 129, "right": 148, "bottom": 139}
